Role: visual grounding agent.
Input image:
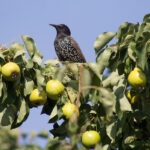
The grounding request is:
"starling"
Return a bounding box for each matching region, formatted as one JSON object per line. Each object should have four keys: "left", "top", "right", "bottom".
{"left": 50, "top": 24, "right": 86, "bottom": 63}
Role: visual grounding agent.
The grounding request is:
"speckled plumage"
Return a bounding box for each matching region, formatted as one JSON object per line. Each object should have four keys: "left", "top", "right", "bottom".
{"left": 50, "top": 24, "right": 86, "bottom": 63}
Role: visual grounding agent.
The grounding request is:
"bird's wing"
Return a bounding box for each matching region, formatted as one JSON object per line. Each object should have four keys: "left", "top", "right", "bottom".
{"left": 69, "top": 36, "right": 86, "bottom": 63}
{"left": 54, "top": 40, "right": 66, "bottom": 61}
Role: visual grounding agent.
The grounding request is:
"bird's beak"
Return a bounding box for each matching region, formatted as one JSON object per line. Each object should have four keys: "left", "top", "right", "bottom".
{"left": 49, "top": 24, "right": 57, "bottom": 28}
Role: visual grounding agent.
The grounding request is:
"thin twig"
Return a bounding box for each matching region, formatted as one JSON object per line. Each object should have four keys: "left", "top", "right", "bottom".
{"left": 74, "top": 64, "right": 84, "bottom": 123}
{"left": 6, "top": 36, "right": 21, "bottom": 47}
{"left": 0, "top": 36, "right": 21, "bottom": 50}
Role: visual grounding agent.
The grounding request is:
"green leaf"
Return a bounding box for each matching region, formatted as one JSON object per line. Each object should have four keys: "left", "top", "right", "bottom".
{"left": 9, "top": 43, "right": 25, "bottom": 59}
{"left": 5, "top": 84, "right": 17, "bottom": 105}
{"left": 113, "top": 71, "right": 132, "bottom": 112}
{"left": 32, "top": 49, "right": 43, "bottom": 66}
{"left": 124, "top": 58, "right": 132, "bottom": 74}
{"left": 66, "top": 86, "right": 77, "bottom": 103}
{"left": 139, "top": 40, "right": 150, "bottom": 83}
{"left": 41, "top": 101, "right": 56, "bottom": 115}
{"left": 22, "top": 56, "right": 33, "bottom": 69}
{"left": 116, "top": 22, "right": 135, "bottom": 42}
{"left": 50, "top": 122, "right": 67, "bottom": 138}
{"left": 143, "top": 24, "right": 150, "bottom": 40}
{"left": 55, "top": 65, "right": 67, "bottom": 81}
{"left": 24, "top": 77, "right": 34, "bottom": 96}
{"left": 22, "top": 35, "right": 36, "bottom": 57}
{"left": 81, "top": 67, "right": 92, "bottom": 97}
{"left": 143, "top": 23, "right": 150, "bottom": 33}
{"left": 102, "top": 71, "right": 123, "bottom": 88}
{"left": 94, "top": 32, "right": 115, "bottom": 53}
{"left": 95, "top": 144, "right": 111, "bottom": 150}
{"left": 135, "top": 23, "right": 145, "bottom": 41}
{"left": 22, "top": 35, "right": 43, "bottom": 66}
{"left": 0, "top": 77, "right": 3, "bottom": 97}
{"left": 124, "top": 136, "right": 136, "bottom": 145}
{"left": 67, "top": 63, "right": 79, "bottom": 80}
{"left": 106, "top": 121, "right": 117, "bottom": 143}
{"left": 0, "top": 51, "right": 4, "bottom": 59}
{"left": 94, "top": 144, "right": 103, "bottom": 150}
{"left": 12, "top": 98, "right": 29, "bottom": 128}
{"left": 1, "top": 49, "right": 10, "bottom": 56}
{"left": 143, "top": 14, "right": 150, "bottom": 23}
{"left": 0, "top": 82, "right": 7, "bottom": 104}
{"left": 0, "top": 105, "right": 17, "bottom": 128}
{"left": 128, "top": 41, "right": 137, "bottom": 62}
{"left": 49, "top": 105, "right": 57, "bottom": 122}
{"left": 102, "top": 145, "right": 111, "bottom": 150}
{"left": 134, "top": 42, "right": 147, "bottom": 70}
{"left": 119, "top": 95, "right": 132, "bottom": 112}
{"left": 141, "top": 96, "right": 150, "bottom": 115}
{"left": 116, "top": 22, "right": 129, "bottom": 40}
{"left": 96, "top": 47, "right": 115, "bottom": 73}
{"left": 88, "top": 62, "right": 102, "bottom": 80}
{"left": 99, "top": 87, "right": 116, "bottom": 116}
{"left": 146, "top": 39, "right": 150, "bottom": 53}
{"left": 35, "top": 69, "right": 45, "bottom": 90}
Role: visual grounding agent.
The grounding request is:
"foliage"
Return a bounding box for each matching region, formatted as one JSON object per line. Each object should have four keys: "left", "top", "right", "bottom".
{"left": 1, "top": 14, "right": 150, "bottom": 149}
{"left": 0, "top": 127, "right": 49, "bottom": 150}
{"left": 0, "top": 127, "right": 19, "bottom": 150}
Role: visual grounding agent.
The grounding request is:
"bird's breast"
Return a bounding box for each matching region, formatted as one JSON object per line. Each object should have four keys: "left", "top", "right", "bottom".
{"left": 58, "top": 37, "right": 71, "bottom": 50}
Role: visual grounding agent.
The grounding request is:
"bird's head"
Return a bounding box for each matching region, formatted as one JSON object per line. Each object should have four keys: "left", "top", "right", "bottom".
{"left": 50, "top": 24, "right": 71, "bottom": 36}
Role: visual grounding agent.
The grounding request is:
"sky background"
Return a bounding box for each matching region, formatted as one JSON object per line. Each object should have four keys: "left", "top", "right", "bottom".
{"left": 0, "top": 0, "right": 150, "bottom": 147}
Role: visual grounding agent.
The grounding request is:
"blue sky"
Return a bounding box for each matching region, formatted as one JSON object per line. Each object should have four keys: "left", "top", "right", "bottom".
{"left": 1, "top": 0, "right": 150, "bottom": 147}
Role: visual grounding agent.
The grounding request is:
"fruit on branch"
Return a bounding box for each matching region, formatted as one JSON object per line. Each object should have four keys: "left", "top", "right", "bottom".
{"left": 29, "top": 89, "right": 47, "bottom": 106}
{"left": 126, "top": 89, "right": 140, "bottom": 104}
{"left": 0, "top": 65, "right": 1, "bottom": 72}
{"left": 46, "top": 80, "right": 64, "bottom": 100}
{"left": 128, "top": 67, "right": 146, "bottom": 88}
{"left": 62, "top": 103, "right": 78, "bottom": 119}
{"left": 82, "top": 130, "right": 100, "bottom": 148}
{"left": 1, "top": 62, "right": 20, "bottom": 81}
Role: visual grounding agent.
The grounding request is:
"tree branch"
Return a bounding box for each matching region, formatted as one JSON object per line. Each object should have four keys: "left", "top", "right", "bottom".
{"left": 74, "top": 64, "right": 84, "bottom": 123}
